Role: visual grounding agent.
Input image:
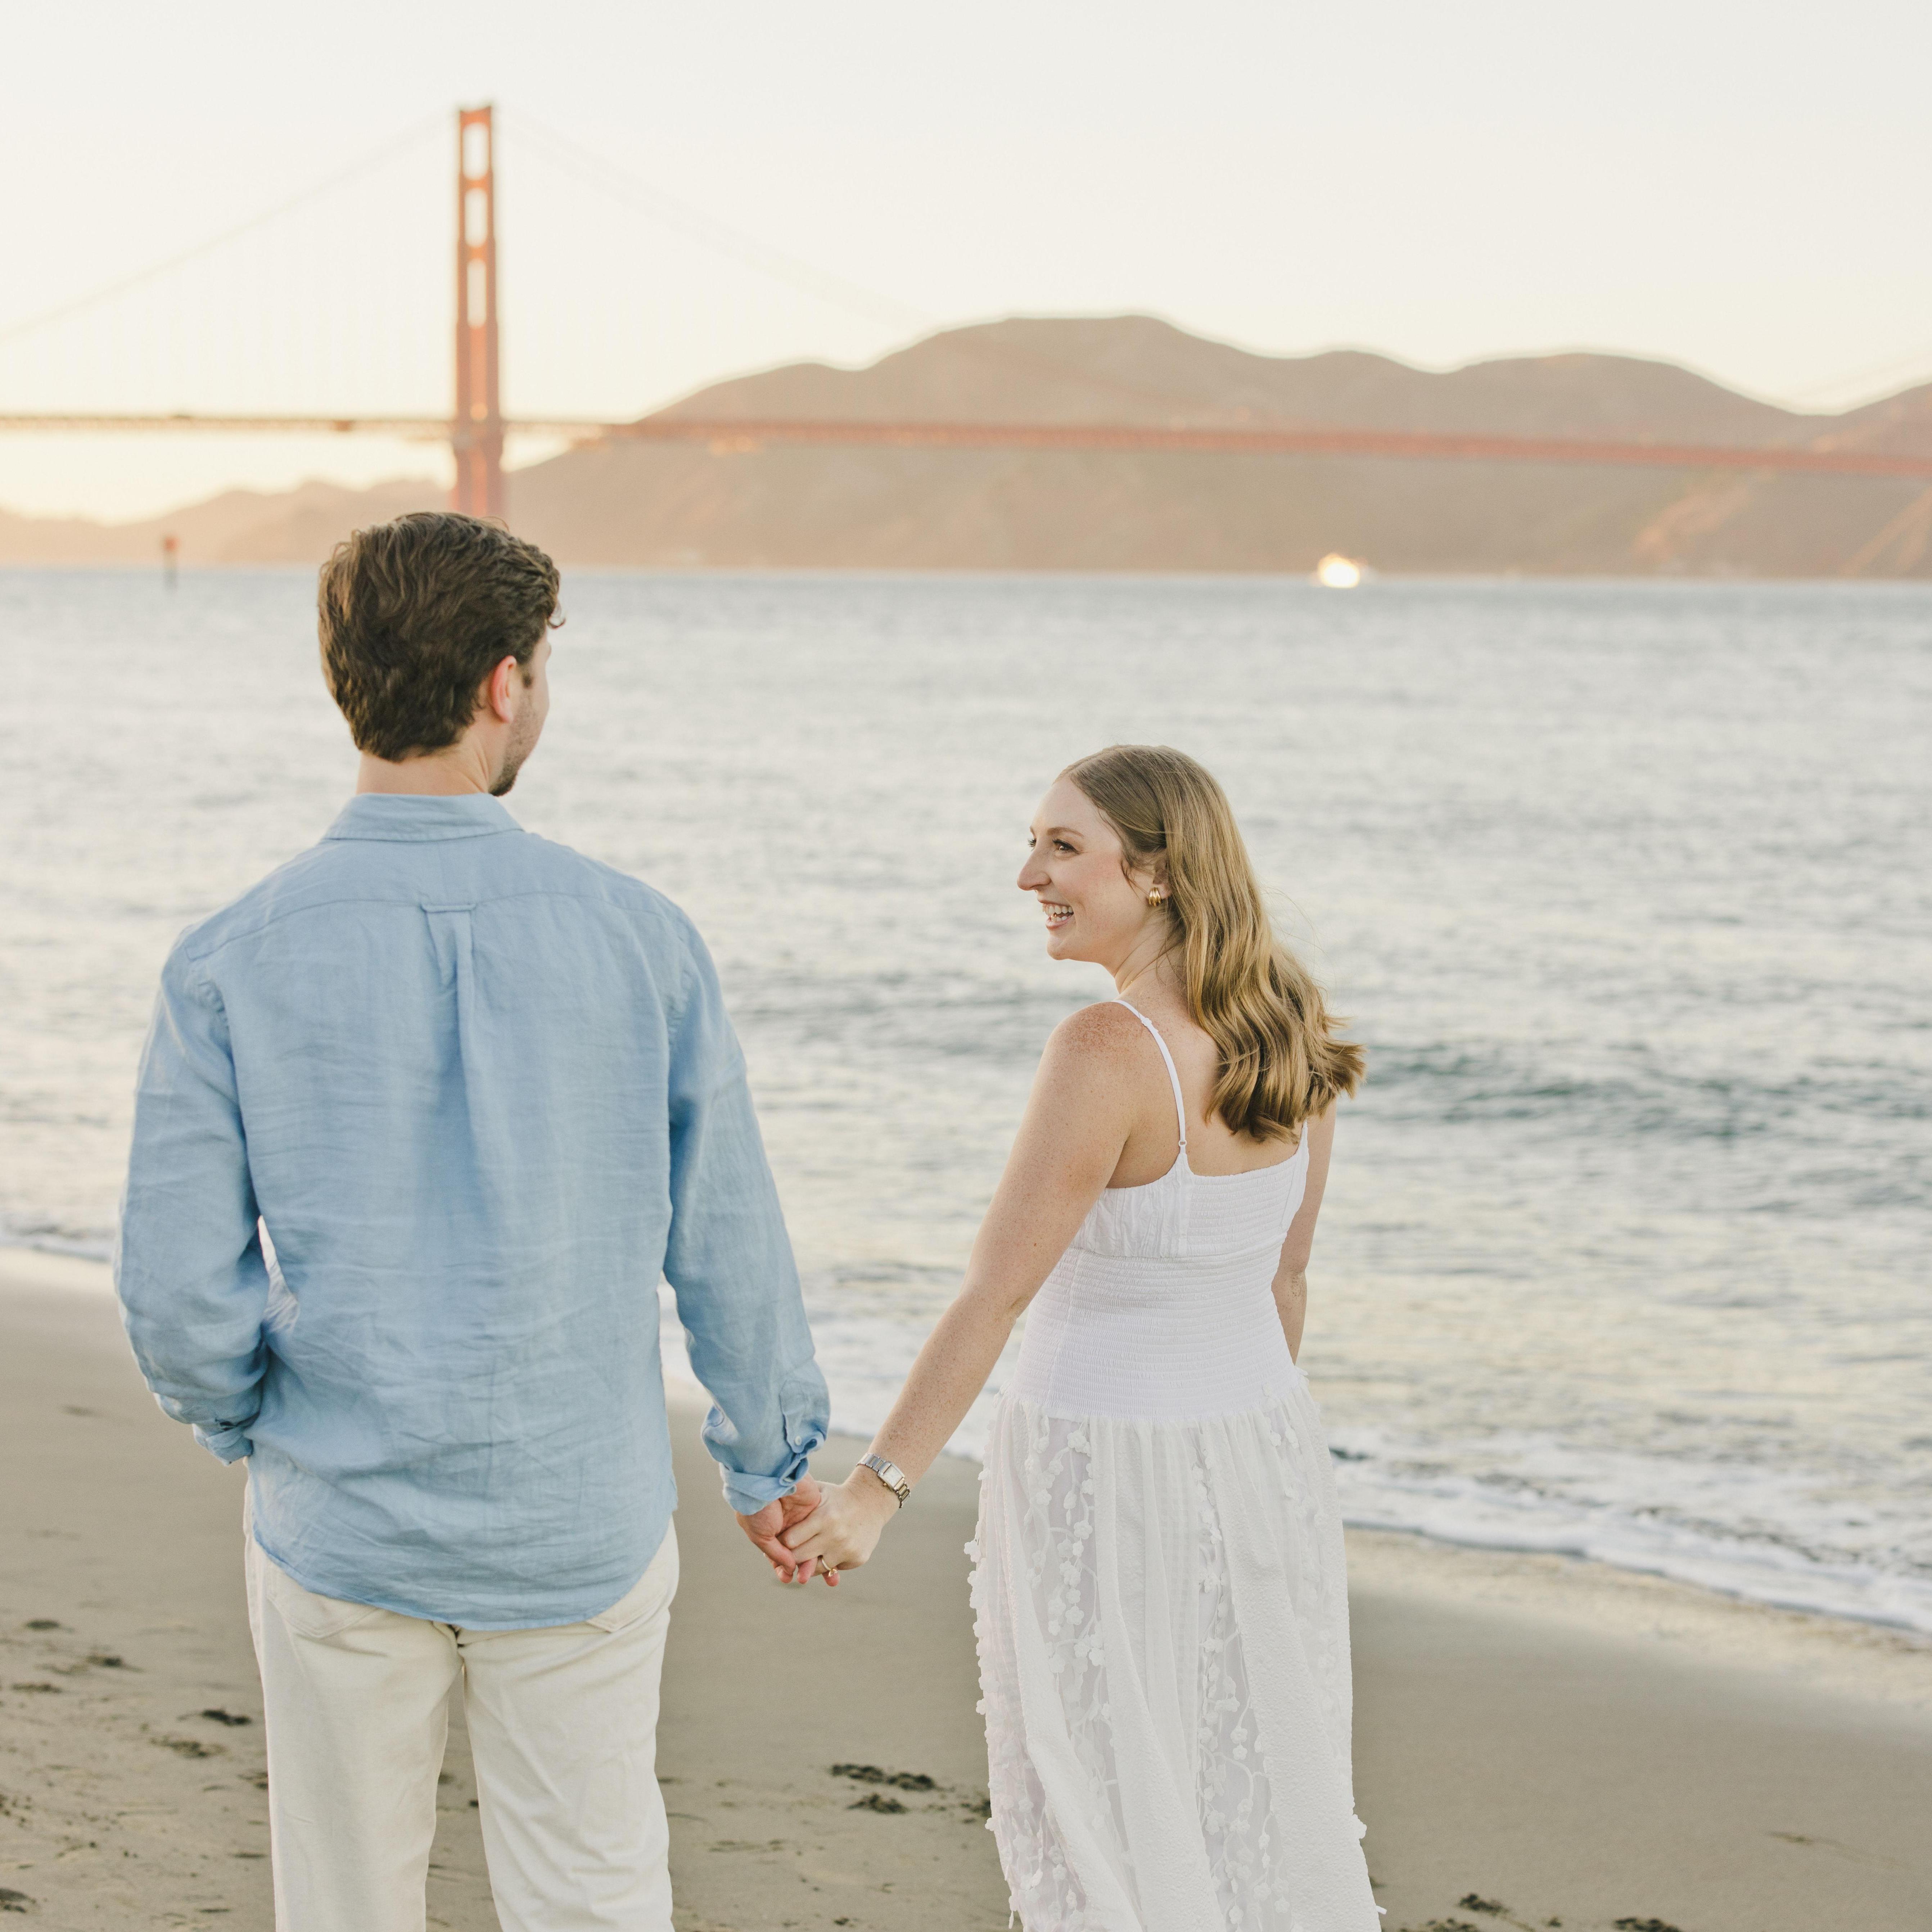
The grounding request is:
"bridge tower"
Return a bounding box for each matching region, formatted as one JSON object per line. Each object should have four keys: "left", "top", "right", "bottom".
{"left": 452, "top": 104, "right": 503, "bottom": 519}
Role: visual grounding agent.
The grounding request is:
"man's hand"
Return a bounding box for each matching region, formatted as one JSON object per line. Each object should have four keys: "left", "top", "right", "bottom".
{"left": 735, "top": 1475, "right": 826, "bottom": 1584}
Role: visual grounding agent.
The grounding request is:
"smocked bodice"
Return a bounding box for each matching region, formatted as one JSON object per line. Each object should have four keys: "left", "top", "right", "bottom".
{"left": 1067, "top": 1134, "right": 1308, "bottom": 1261}
{"left": 1007, "top": 1001, "right": 1311, "bottom": 1423}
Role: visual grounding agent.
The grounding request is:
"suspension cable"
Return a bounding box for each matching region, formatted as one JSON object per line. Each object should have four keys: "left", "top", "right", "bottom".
{"left": 0, "top": 112, "right": 446, "bottom": 349}
{"left": 502, "top": 109, "right": 934, "bottom": 334}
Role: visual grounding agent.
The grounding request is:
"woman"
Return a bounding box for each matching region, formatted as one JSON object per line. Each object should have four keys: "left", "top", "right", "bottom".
{"left": 785, "top": 744, "right": 1377, "bottom": 1930}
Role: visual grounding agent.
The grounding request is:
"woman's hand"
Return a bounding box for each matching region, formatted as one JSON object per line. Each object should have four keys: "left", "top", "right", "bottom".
{"left": 776, "top": 1470, "right": 902, "bottom": 1585}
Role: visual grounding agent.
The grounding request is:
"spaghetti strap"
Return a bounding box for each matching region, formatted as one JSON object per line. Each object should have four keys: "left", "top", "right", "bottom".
{"left": 1113, "top": 999, "right": 1188, "bottom": 1148}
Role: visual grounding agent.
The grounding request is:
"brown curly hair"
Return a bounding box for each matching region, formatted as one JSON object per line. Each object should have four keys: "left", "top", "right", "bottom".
{"left": 318, "top": 513, "right": 560, "bottom": 763}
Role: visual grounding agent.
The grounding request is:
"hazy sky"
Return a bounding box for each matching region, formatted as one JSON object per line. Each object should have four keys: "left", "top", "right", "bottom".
{"left": 6, "top": 0, "right": 1930, "bottom": 520}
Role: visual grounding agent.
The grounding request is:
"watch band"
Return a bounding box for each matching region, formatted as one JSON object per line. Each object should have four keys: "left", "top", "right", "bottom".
{"left": 857, "top": 1453, "right": 912, "bottom": 1508}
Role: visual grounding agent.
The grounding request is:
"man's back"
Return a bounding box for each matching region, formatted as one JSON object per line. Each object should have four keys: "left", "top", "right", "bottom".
{"left": 118, "top": 792, "right": 821, "bottom": 1628}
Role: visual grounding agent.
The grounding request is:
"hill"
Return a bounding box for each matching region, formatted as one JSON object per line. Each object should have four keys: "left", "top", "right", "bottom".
{"left": 0, "top": 477, "right": 443, "bottom": 567}
{"left": 7, "top": 317, "right": 1931, "bottom": 576}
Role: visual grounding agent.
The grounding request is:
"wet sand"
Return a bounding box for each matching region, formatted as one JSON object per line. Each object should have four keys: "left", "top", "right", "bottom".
{"left": 4, "top": 1248, "right": 1930, "bottom": 1930}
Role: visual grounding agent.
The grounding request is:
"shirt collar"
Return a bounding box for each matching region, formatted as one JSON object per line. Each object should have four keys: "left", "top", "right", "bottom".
{"left": 322, "top": 793, "right": 523, "bottom": 843}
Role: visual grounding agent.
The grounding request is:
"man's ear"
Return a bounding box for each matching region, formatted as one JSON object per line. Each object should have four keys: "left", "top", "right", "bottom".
{"left": 486, "top": 655, "right": 520, "bottom": 722}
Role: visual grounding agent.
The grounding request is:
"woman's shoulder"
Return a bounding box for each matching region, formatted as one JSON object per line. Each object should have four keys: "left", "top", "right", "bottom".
{"left": 1025, "top": 1002, "right": 1167, "bottom": 1135}
{"left": 1045, "top": 998, "right": 1153, "bottom": 1065}
{"left": 1038, "top": 1001, "right": 1177, "bottom": 1103}
{"left": 1043, "top": 997, "right": 1159, "bottom": 1089}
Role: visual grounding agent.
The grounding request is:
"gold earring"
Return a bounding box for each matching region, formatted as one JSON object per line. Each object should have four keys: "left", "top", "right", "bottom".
{"left": 1147, "top": 890, "right": 1165, "bottom": 908}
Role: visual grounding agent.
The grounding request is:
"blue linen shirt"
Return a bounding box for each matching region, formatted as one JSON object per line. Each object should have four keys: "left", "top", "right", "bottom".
{"left": 115, "top": 793, "right": 826, "bottom": 1629}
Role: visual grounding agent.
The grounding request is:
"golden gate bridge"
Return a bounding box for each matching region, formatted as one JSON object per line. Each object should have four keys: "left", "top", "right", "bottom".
{"left": 5, "top": 104, "right": 1930, "bottom": 523}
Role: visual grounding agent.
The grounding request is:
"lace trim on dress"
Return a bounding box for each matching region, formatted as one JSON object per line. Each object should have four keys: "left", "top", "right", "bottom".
{"left": 970, "top": 1390, "right": 1378, "bottom": 1932}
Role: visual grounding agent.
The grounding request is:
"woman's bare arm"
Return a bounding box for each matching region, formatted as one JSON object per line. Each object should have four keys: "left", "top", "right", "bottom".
{"left": 1269, "top": 1104, "right": 1336, "bottom": 1362}
{"left": 777, "top": 1005, "right": 1148, "bottom": 1579}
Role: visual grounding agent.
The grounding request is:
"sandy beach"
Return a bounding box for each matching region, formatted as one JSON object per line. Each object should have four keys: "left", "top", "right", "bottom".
{"left": 4, "top": 1247, "right": 1929, "bottom": 1931}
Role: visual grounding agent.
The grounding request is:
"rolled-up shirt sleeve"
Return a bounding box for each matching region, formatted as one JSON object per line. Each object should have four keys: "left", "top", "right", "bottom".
{"left": 114, "top": 943, "right": 270, "bottom": 1463}
{"left": 662, "top": 916, "right": 827, "bottom": 1515}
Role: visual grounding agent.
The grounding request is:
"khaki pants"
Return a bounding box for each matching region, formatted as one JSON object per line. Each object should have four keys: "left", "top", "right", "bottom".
{"left": 244, "top": 1509, "right": 678, "bottom": 1932}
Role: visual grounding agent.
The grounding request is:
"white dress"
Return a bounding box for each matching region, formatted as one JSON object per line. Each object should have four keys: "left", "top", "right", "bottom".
{"left": 969, "top": 1001, "right": 1380, "bottom": 1932}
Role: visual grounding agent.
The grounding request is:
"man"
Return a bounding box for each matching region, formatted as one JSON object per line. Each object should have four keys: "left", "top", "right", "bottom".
{"left": 114, "top": 511, "right": 827, "bottom": 1931}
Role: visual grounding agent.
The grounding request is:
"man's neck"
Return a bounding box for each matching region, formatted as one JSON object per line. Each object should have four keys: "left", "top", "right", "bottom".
{"left": 356, "top": 747, "right": 494, "bottom": 796}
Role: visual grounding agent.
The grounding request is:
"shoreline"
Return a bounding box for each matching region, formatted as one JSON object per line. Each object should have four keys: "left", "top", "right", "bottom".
{"left": 1342, "top": 1523, "right": 1932, "bottom": 1715}
{"left": 14, "top": 1241, "right": 1932, "bottom": 1664}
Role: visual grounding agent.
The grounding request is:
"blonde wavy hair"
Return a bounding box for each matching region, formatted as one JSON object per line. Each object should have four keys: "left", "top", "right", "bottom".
{"left": 1062, "top": 745, "right": 1364, "bottom": 1141}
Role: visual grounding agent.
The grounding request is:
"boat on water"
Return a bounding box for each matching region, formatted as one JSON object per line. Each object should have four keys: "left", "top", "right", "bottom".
{"left": 1313, "top": 552, "right": 1370, "bottom": 587}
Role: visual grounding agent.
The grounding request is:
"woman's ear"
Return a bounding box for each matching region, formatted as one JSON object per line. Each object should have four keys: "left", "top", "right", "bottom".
{"left": 1128, "top": 856, "right": 1171, "bottom": 908}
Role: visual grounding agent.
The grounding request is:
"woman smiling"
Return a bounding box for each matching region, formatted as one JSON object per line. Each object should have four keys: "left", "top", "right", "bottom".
{"left": 784, "top": 743, "right": 1373, "bottom": 1931}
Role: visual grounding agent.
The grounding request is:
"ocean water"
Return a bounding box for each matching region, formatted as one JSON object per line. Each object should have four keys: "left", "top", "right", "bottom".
{"left": 4, "top": 566, "right": 1929, "bottom": 1632}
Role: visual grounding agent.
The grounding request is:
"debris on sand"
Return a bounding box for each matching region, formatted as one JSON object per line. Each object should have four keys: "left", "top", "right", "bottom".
{"left": 829, "top": 1762, "right": 937, "bottom": 1792}
{"left": 155, "top": 1735, "right": 226, "bottom": 1759}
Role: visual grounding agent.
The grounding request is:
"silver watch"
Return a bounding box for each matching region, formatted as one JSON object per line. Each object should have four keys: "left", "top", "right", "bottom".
{"left": 857, "top": 1453, "right": 912, "bottom": 1508}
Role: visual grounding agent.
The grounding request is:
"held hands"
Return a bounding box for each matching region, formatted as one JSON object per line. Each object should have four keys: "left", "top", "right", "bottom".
{"left": 773, "top": 1468, "right": 901, "bottom": 1586}
{"left": 734, "top": 1475, "right": 826, "bottom": 1584}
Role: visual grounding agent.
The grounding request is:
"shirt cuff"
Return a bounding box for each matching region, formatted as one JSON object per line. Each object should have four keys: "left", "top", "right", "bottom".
{"left": 718, "top": 1435, "right": 821, "bottom": 1517}
{"left": 193, "top": 1420, "right": 256, "bottom": 1464}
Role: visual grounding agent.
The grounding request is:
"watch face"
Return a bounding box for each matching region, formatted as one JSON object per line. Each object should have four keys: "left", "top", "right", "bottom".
{"left": 863, "top": 1455, "right": 908, "bottom": 1500}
